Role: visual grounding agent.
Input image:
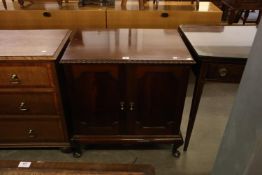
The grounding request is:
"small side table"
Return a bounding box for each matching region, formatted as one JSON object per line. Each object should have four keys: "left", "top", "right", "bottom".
{"left": 178, "top": 25, "right": 257, "bottom": 151}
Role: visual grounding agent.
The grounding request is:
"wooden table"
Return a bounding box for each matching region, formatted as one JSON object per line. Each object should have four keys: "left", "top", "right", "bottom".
{"left": 178, "top": 25, "right": 257, "bottom": 151}
{"left": 0, "top": 160, "right": 155, "bottom": 175}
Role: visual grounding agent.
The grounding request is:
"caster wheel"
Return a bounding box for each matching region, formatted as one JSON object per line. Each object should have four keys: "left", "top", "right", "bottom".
{"left": 73, "top": 152, "right": 81, "bottom": 158}
{"left": 173, "top": 150, "right": 180, "bottom": 158}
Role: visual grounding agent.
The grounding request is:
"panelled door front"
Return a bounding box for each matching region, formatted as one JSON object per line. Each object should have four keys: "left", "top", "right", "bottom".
{"left": 126, "top": 65, "right": 190, "bottom": 135}
{"left": 66, "top": 64, "right": 124, "bottom": 135}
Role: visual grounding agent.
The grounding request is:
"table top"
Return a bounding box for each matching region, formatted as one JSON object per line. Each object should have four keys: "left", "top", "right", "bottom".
{"left": 0, "top": 30, "right": 71, "bottom": 61}
{"left": 61, "top": 29, "right": 194, "bottom": 64}
{"left": 178, "top": 25, "right": 257, "bottom": 62}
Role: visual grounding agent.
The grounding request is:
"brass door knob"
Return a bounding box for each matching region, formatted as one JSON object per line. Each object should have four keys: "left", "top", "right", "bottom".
{"left": 120, "top": 101, "right": 125, "bottom": 111}
{"left": 129, "top": 102, "right": 135, "bottom": 111}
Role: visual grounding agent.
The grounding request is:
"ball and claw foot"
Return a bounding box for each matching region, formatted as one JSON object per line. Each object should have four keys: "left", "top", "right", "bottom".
{"left": 73, "top": 151, "right": 82, "bottom": 158}
{"left": 172, "top": 150, "right": 181, "bottom": 158}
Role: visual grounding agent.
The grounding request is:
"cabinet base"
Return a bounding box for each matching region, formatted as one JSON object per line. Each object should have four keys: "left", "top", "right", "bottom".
{"left": 70, "top": 134, "right": 184, "bottom": 158}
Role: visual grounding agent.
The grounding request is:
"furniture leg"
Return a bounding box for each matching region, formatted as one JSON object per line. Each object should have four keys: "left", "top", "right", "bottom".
{"left": 228, "top": 8, "right": 236, "bottom": 24}
{"left": 2, "top": 0, "right": 7, "bottom": 10}
{"left": 57, "top": 0, "right": 62, "bottom": 7}
{"left": 172, "top": 139, "right": 184, "bottom": 158}
{"left": 183, "top": 64, "right": 208, "bottom": 151}
{"left": 256, "top": 10, "right": 261, "bottom": 24}
{"left": 18, "top": 0, "right": 24, "bottom": 7}
{"left": 121, "top": 0, "right": 127, "bottom": 7}
{"left": 243, "top": 10, "right": 250, "bottom": 25}
{"left": 139, "top": 0, "right": 144, "bottom": 10}
{"left": 71, "top": 139, "right": 82, "bottom": 158}
{"left": 195, "top": 0, "right": 199, "bottom": 10}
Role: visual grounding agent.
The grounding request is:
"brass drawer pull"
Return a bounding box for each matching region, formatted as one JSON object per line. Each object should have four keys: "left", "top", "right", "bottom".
{"left": 19, "top": 102, "right": 28, "bottom": 111}
{"left": 218, "top": 68, "right": 228, "bottom": 77}
{"left": 27, "top": 128, "right": 37, "bottom": 138}
{"left": 129, "top": 102, "right": 135, "bottom": 111}
{"left": 43, "top": 11, "right": 51, "bottom": 17}
{"left": 10, "top": 74, "right": 20, "bottom": 84}
{"left": 161, "top": 12, "right": 169, "bottom": 18}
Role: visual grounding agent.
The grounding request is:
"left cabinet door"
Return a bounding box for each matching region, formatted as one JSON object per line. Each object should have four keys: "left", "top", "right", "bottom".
{"left": 64, "top": 64, "right": 124, "bottom": 135}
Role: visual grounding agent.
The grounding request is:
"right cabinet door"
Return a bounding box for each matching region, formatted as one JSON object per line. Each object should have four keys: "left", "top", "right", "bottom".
{"left": 127, "top": 65, "right": 190, "bottom": 135}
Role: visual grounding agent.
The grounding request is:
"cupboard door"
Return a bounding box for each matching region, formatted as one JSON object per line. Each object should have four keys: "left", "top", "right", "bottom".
{"left": 127, "top": 65, "right": 190, "bottom": 135}
{"left": 65, "top": 65, "right": 124, "bottom": 135}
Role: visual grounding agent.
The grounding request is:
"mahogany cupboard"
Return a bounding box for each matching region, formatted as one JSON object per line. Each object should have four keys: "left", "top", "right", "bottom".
{"left": 0, "top": 30, "right": 71, "bottom": 149}
{"left": 60, "top": 29, "right": 195, "bottom": 157}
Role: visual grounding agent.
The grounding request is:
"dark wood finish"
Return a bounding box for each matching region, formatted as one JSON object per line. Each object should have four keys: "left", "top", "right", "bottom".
{"left": 178, "top": 25, "right": 257, "bottom": 151}
{"left": 0, "top": 160, "right": 155, "bottom": 175}
{"left": 0, "top": 30, "right": 71, "bottom": 148}
{"left": 221, "top": 0, "right": 262, "bottom": 24}
{"left": 64, "top": 64, "right": 124, "bottom": 135}
{"left": 127, "top": 65, "right": 190, "bottom": 135}
{"left": 61, "top": 29, "right": 194, "bottom": 157}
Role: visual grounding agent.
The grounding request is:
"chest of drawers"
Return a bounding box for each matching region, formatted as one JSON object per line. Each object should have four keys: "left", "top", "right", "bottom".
{"left": 0, "top": 30, "right": 71, "bottom": 148}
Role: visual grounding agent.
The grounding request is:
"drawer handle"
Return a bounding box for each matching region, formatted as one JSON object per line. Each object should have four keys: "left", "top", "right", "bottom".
{"left": 218, "top": 68, "right": 228, "bottom": 77}
{"left": 161, "top": 12, "right": 169, "bottom": 18}
{"left": 43, "top": 11, "right": 51, "bottom": 17}
{"left": 129, "top": 102, "right": 135, "bottom": 111}
{"left": 120, "top": 101, "right": 125, "bottom": 111}
{"left": 19, "top": 102, "right": 28, "bottom": 111}
{"left": 10, "top": 74, "right": 20, "bottom": 84}
{"left": 27, "top": 128, "right": 37, "bottom": 138}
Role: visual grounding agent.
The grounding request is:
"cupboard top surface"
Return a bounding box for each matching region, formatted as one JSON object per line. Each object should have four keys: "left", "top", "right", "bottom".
{"left": 0, "top": 30, "right": 71, "bottom": 60}
{"left": 179, "top": 25, "right": 257, "bottom": 60}
{"left": 60, "top": 29, "right": 194, "bottom": 64}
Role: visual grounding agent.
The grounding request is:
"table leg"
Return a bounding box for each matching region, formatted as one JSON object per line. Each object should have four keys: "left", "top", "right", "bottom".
{"left": 183, "top": 63, "right": 208, "bottom": 151}
{"left": 228, "top": 8, "right": 236, "bottom": 24}
{"left": 2, "top": 0, "right": 7, "bottom": 9}
{"left": 18, "top": 0, "right": 24, "bottom": 7}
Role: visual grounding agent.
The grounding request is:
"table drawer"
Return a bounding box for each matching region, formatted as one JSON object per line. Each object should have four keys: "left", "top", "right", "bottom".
{"left": 0, "top": 64, "right": 53, "bottom": 88}
{"left": 0, "top": 92, "right": 59, "bottom": 115}
{"left": 206, "top": 63, "right": 245, "bottom": 83}
{"left": 107, "top": 10, "right": 221, "bottom": 28}
{"left": 0, "top": 118, "right": 65, "bottom": 142}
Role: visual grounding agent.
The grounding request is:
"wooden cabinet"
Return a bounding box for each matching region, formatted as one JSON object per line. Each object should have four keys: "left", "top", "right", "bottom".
{"left": 0, "top": 30, "right": 71, "bottom": 148}
{"left": 61, "top": 29, "right": 195, "bottom": 157}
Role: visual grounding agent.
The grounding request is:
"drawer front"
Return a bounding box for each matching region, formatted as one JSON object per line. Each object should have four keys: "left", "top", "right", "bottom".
{"left": 107, "top": 10, "right": 221, "bottom": 28}
{"left": 0, "top": 118, "right": 65, "bottom": 142}
{"left": 0, "top": 64, "right": 53, "bottom": 88}
{"left": 0, "top": 92, "right": 59, "bottom": 115}
{"left": 206, "top": 63, "right": 245, "bottom": 83}
{"left": 0, "top": 9, "right": 106, "bottom": 29}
